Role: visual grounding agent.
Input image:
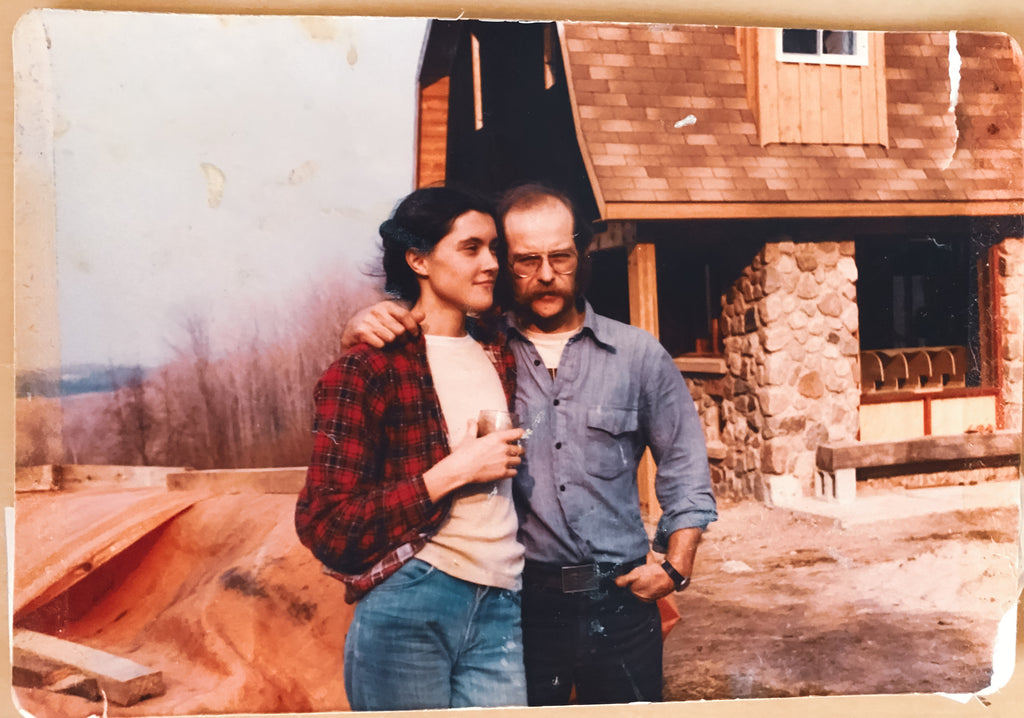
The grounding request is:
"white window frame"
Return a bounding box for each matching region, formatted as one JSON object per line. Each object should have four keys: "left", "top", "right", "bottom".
{"left": 776, "top": 29, "right": 869, "bottom": 66}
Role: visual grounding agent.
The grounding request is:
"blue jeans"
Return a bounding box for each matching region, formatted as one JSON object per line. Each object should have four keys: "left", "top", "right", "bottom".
{"left": 343, "top": 559, "right": 527, "bottom": 710}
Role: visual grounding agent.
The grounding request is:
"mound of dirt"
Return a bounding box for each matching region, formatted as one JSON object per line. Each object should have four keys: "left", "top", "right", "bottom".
{"left": 14, "top": 489, "right": 354, "bottom": 717}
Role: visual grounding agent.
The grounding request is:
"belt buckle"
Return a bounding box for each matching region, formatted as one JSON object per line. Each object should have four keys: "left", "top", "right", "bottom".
{"left": 561, "top": 564, "right": 599, "bottom": 593}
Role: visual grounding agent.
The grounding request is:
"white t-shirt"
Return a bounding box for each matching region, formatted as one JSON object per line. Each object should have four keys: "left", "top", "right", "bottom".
{"left": 416, "top": 333, "right": 524, "bottom": 590}
{"left": 524, "top": 328, "right": 577, "bottom": 371}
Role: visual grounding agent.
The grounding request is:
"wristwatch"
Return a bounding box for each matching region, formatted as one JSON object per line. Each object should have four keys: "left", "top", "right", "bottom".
{"left": 661, "top": 560, "right": 691, "bottom": 592}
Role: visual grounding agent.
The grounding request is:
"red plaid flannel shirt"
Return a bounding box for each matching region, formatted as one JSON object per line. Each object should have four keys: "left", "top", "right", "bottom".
{"left": 295, "top": 326, "right": 516, "bottom": 603}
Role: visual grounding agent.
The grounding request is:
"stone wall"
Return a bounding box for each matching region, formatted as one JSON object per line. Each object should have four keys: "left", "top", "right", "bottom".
{"left": 716, "top": 240, "right": 861, "bottom": 502}
{"left": 995, "top": 237, "right": 1024, "bottom": 432}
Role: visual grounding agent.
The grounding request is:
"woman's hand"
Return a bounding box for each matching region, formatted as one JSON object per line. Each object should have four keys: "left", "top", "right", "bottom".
{"left": 423, "top": 420, "right": 525, "bottom": 501}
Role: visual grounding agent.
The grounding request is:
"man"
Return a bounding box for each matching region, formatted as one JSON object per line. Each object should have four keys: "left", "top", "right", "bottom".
{"left": 343, "top": 184, "right": 717, "bottom": 705}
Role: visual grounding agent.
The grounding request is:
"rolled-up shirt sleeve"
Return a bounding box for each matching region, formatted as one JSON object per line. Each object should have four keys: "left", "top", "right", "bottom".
{"left": 640, "top": 344, "right": 718, "bottom": 552}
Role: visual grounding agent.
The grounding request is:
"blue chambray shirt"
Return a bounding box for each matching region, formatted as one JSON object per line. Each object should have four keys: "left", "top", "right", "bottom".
{"left": 506, "top": 303, "right": 717, "bottom": 565}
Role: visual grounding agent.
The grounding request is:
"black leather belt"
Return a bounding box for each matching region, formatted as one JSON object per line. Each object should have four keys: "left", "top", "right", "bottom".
{"left": 523, "top": 557, "right": 646, "bottom": 594}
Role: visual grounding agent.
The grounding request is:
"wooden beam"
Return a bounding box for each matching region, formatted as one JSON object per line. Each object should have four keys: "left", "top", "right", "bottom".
{"left": 13, "top": 629, "right": 165, "bottom": 706}
{"left": 627, "top": 242, "right": 659, "bottom": 515}
{"left": 627, "top": 242, "right": 659, "bottom": 338}
{"left": 13, "top": 652, "right": 101, "bottom": 702}
{"left": 673, "top": 356, "right": 728, "bottom": 375}
{"left": 471, "top": 33, "right": 482, "bottom": 131}
{"left": 816, "top": 430, "right": 1022, "bottom": 472}
{"left": 166, "top": 467, "right": 307, "bottom": 494}
{"left": 603, "top": 200, "right": 1024, "bottom": 221}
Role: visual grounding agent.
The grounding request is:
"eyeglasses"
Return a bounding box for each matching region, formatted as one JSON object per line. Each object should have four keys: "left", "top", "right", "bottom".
{"left": 509, "top": 250, "right": 578, "bottom": 278}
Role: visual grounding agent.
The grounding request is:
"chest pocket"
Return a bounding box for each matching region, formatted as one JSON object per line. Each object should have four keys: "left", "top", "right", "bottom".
{"left": 585, "top": 407, "right": 639, "bottom": 480}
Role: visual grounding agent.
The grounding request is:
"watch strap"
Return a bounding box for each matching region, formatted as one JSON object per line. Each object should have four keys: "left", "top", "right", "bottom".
{"left": 661, "top": 560, "right": 691, "bottom": 592}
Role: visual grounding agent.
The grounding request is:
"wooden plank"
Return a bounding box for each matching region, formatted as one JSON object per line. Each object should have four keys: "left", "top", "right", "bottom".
{"left": 416, "top": 76, "right": 449, "bottom": 188}
{"left": 13, "top": 629, "right": 164, "bottom": 706}
{"left": 15, "top": 464, "right": 59, "bottom": 492}
{"left": 756, "top": 27, "right": 778, "bottom": 145}
{"left": 841, "top": 64, "right": 864, "bottom": 144}
{"left": 674, "top": 356, "right": 728, "bottom": 375}
{"left": 818, "top": 430, "right": 1022, "bottom": 471}
{"left": 776, "top": 62, "right": 801, "bottom": 143}
{"left": 471, "top": 33, "right": 482, "bottom": 131}
{"left": 858, "top": 400, "right": 925, "bottom": 442}
{"left": 166, "top": 467, "right": 307, "bottom": 494}
{"left": 860, "top": 57, "right": 879, "bottom": 144}
{"left": 931, "top": 396, "right": 998, "bottom": 436}
{"left": 873, "top": 33, "right": 889, "bottom": 146}
{"left": 13, "top": 654, "right": 101, "bottom": 702}
{"left": 820, "top": 63, "right": 843, "bottom": 143}
{"left": 799, "top": 64, "right": 823, "bottom": 144}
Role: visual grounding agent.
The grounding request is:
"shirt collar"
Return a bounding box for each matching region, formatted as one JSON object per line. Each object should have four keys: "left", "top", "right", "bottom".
{"left": 505, "top": 301, "right": 616, "bottom": 352}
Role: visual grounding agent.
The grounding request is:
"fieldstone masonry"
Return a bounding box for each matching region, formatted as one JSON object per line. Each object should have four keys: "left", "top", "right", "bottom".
{"left": 996, "top": 237, "right": 1024, "bottom": 433}
{"left": 712, "top": 240, "right": 861, "bottom": 502}
{"left": 688, "top": 235, "right": 1022, "bottom": 503}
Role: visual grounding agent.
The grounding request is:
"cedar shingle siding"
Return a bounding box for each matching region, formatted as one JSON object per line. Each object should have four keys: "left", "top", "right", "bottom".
{"left": 561, "top": 24, "right": 1023, "bottom": 207}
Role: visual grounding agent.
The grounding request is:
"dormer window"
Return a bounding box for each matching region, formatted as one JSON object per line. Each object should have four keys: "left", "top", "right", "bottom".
{"left": 737, "top": 27, "right": 887, "bottom": 146}
{"left": 778, "top": 29, "right": 868, "bottom": 66}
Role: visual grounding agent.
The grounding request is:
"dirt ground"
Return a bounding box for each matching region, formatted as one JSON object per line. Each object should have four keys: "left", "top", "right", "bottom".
{"left": 10, "top": 485, "right": 1021, "bottom": 716}
{"left": 662, "top": 495, "right": 1020, "bottom": 700}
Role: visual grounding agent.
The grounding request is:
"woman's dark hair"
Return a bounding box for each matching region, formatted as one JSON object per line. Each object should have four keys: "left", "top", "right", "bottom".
{"left": 379, "top": 186, "right": 495, "bottom": 302}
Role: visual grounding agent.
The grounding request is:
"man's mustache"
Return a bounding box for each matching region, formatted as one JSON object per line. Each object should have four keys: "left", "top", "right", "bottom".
{"left": 521, "top": 287, "right": 573, "bottom": 302}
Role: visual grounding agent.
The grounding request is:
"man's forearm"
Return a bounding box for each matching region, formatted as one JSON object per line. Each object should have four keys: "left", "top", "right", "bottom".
{"left": 664, "top": 526, "right": 703, "bottom": 577}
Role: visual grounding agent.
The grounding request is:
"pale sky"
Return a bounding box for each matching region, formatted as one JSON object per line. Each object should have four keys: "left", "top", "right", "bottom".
{"left": 24, "top": 11, "right": 427, "bottom": 368}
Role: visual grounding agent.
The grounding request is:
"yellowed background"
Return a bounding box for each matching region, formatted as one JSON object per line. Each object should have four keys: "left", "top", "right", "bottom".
{"left": 3, "top": 2, "right": 1023, "bottom": 717}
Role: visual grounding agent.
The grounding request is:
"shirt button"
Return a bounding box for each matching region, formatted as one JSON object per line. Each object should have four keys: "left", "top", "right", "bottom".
{"left": 559, "top": 485, "right": 566, "bottom": 492}
{"left": 555, "top": 442, "right": 562, "bottom": 449}
{"left": 534, "top": 359, "right": 541, "bottom": 366}
{"left": 553, "top": 399, "right": 560, "bottom": 406}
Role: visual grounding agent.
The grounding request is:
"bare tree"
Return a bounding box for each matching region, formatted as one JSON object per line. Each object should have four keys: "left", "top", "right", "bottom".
{"left": 106, "top": 365, "right": 153, "bottom": 464}
{"left": 72, "top": 269, "right": 381, "bottom": 469}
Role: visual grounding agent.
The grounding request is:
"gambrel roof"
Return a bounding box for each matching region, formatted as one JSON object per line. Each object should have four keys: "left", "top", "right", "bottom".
{"left": 558, "top": 24, "right": 1023, "bottom": 220}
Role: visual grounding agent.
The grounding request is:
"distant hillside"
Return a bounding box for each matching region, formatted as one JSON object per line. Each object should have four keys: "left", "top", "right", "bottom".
{"left": 16, "top": 364, "right": 150, "bottom": 398}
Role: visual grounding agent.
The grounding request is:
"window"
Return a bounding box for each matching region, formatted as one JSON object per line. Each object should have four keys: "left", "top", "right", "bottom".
{"left": 777, "top": 29, "right": 868, "bottom": 66}
{"left": 856, "top": 234, "right": 993, "bottom": 389}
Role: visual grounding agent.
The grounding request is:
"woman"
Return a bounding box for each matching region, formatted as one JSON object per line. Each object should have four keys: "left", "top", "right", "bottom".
{"left": 295, "top": 186, "right": 526, "bottom": 710}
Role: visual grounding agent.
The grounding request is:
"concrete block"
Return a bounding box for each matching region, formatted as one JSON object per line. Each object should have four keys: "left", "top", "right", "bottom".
{"left": 769, "top": 474, "right": 801, "bottom": 505}
{"left": 833, "top": 468, "right": 857, "bottom": 504}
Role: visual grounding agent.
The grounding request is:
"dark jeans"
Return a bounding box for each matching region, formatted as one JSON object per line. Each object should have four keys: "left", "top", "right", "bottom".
{"left": 521, "top": 569, "right": 663, "bottom": 705}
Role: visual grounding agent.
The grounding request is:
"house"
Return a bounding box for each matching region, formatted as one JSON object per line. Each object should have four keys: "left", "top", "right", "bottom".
{"left": 414, "top": 20, "right": 1024, "bottom": 508}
